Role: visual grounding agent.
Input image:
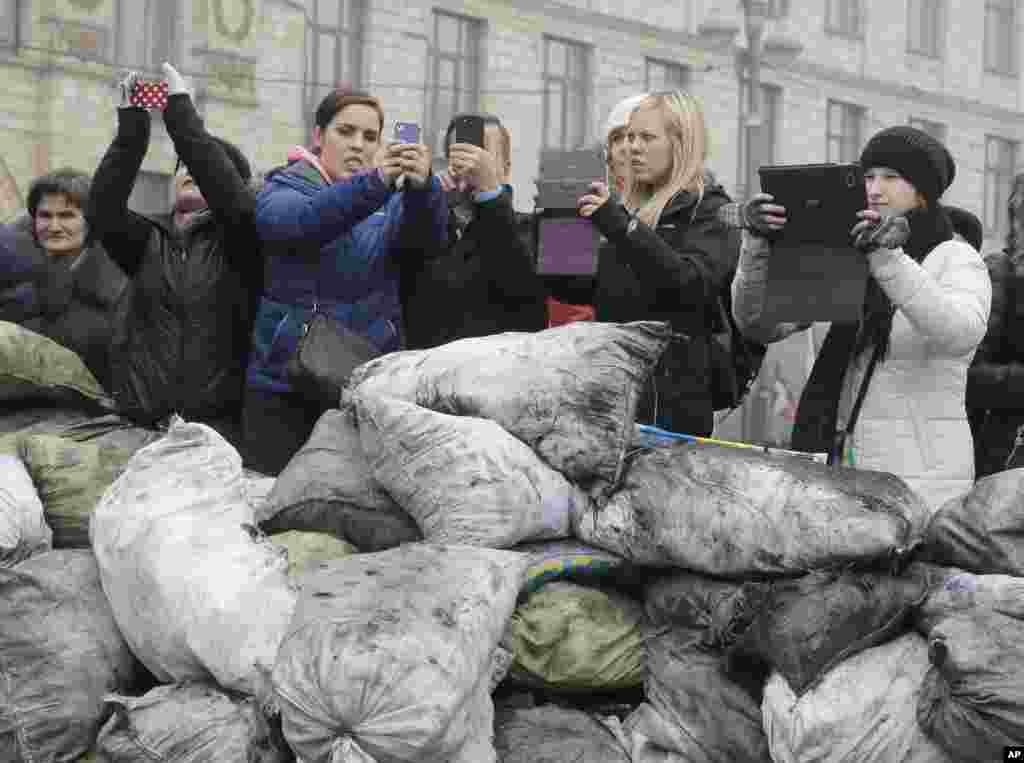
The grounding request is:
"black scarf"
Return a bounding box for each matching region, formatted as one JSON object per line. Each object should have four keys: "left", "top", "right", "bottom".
{"left": 790, "top": 204, "right": 954, "bottom": 455}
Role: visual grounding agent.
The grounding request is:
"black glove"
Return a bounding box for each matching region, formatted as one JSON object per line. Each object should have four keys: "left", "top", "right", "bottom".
{"left": 851, "top": 215, "right": 911, "bottom": 254}
{"left": 729, "top": 193, "right": 787, "bottom": 237}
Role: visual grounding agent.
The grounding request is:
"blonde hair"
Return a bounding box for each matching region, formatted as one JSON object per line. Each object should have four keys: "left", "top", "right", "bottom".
{"left": 624, "top": 91, "right": 707, "bottom": 227}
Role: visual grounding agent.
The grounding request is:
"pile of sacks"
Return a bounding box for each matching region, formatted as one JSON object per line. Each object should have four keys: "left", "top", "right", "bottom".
{"left": 3, "top": 317, "right": 1024, "bottom": 761}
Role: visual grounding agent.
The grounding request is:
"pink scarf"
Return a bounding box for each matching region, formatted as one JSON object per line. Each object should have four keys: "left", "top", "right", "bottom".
{"left": 287, "top": 146, "right": 335, "bottom": 184}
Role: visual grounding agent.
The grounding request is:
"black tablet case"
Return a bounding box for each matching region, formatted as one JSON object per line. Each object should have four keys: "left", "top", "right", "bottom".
{"left": 757, "top": 163, "right": 871, "bottom": 323}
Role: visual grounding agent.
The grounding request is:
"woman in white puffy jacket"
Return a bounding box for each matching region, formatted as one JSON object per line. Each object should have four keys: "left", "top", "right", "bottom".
{"left": 731, "top": 126, "right": 991, "bottom": 511}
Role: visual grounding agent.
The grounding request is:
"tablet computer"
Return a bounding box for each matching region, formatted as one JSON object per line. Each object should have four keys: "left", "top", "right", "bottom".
{"left": 536, "top": 149, "right": 607, "bottom": 210}
{"left": 758, "top": 163, "right": 867, "bottom": 246}
{"left": 534, "top": 214, "right": 601, "bottom": 276}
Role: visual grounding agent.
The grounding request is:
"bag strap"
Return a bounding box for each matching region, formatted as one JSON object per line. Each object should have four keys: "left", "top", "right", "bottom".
{"left": 828, "top": 329, "right": 887, "bottom": 466}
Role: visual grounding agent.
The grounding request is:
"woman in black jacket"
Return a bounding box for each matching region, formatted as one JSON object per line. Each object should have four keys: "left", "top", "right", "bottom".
{"left": 576, "top": 91, "right": 739, "bottom": 436}
{"left": 967, "top": 173, "right": 1024, "bottom": 477}
{"left": 87, "top": 64, "right": 262, "bottom": 445}
{"left": 0, "top": 169, "right": 129, "bottom": 389}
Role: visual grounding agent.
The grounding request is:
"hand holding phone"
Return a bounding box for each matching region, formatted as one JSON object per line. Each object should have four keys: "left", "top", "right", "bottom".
{"left": 452, "top": 115, "right": 486, "bottom": 149}
{"left": 130, "top": 80, "right": 169, "bottom": 111}
{"left": 393, "top": 122, "right": 421, "bottom": 145}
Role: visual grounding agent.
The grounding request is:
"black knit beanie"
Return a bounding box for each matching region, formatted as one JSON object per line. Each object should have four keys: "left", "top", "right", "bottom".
{"left": 859, "top": 126, "right": 955, "bottom": 204}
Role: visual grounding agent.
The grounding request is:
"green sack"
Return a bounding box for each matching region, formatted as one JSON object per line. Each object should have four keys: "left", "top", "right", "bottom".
{"left": 270, "top": 530, "right": 357, "bottom": 575}
{"left": 507, "top": 581, "right": 647, "bottom": 691}
{"left": 0, "top": 321, "right": 114, "bottom": 410}
{"left": 16, "top": 434, "right": 133, "bottom": 548}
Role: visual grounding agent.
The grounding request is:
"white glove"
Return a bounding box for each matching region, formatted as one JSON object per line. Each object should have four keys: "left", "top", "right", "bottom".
{"left": 161, "top": 62, "right": 190, "bottom": 97}
{"left": 116, "top": 71, "right": 141, "bottom": 109}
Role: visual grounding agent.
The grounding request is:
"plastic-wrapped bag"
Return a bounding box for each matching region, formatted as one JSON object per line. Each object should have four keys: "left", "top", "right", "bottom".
{"left": 96, "top": 683, "right": 292, "bottom": 762}
{"left": 644, "top": 571, "right": 760, "bottom": 641}
{"left": 0, "top": 321, "right": 114, "bottom": 410}
{"left": 0, "top": 453, "right": 51, "bottom": 566}
{"left": 762, "top": 633, "right": 953, "bottom": 763}
{"left": 909, "top": 562, "right": 1024, "bottom": 627}
{"left": 356, "top": 395, "right": 582, "bottom": 548}
{"left": 270, "top": 530, "right": 356, "bottom": 575}
{"left": 261, "top": 407, "right": 421, "bottom": 550}
{"left": 14, "top": 434, "right": 133, "bottom": 548}
{"left": 915, "top": 577, "right": 1024, "bottom": 762}
{"left": 625, "top": 628, "right": 770, "bottom": 763}
{"left": 573, "top": 442, "right": 930, "bottom": 576}
{"left": 505, "top": 581, "right": 646, "bottom": 691}
{"left": 0, "top": 550, "right": 139, "bottom": 762}
{"left": 920, "top": 468, "right": 1024, "bottom": 576}
{"left": 729, "top": 570, "right": 928, "bottom": 695}
{"left": 495, "top": 704, "right": 631, "bottom": 763}
{"left": 90, "top": 418, "right": 297, "bottom": 700}
{"left": 272, "top": 544, "right": 528, "bottom": 762}
{"left": 344, "top": 320, "right": 672, "bottom": 492}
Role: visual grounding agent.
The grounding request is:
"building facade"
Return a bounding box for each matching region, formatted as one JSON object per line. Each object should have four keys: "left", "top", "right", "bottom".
{"left": 0, "top": 0, "right": 1020, "bottom": 448}
{"left": 1, "top": 0, "right": 1022, "bottom": 248}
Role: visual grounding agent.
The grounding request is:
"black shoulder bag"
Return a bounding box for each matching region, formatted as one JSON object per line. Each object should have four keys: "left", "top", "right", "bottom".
{"left": 287, "top": 299, "right": 382, "bottom": 407}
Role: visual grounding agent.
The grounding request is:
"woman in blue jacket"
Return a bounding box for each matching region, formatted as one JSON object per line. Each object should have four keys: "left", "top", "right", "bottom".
{"left": 243, "top": 90, "right": 447, "bottom": 475}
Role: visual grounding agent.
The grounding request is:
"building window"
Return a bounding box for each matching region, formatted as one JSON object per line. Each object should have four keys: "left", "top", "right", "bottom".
{"left": 986, "top": 0, "right": 1017, "bottom": 75}
{"left": 543, "top": 36, "right": 589, "bottom": 151}
{"left": 827, "top": 100, "right": 864, "bottom": 163}
{"left": 908, "top": 117, "right": 947, "bottom": 143}
{"left": 0, "top": 0, "right": 19, "bottom": 49}
{"left": 427, "top": 11, "right": 482, "bottom": 157}
{"left": 745, "top": 83, "right": 781, "bottom": 199}
{"left": 907, "top": 0, "right": 944, "bottom": 58}
{"left": 118, "top": 0, "right": 181, "bottom": 71}
{"left": 985, "top": 135, "right": 1018, "bottom": 238}
{"left": 307, "top": 0, "right": 364, "bottom": 119}
{"left": 645, "top": 57, "right": 689, "bottom": 92}
{"left": 127, "top": 171, "right": 172, "bottom": 217}
{"left": 768, "top": 0, "right": 791, "bottom": 17}
{"left": 826, "top": 0, "right": 864, "bottom": 39}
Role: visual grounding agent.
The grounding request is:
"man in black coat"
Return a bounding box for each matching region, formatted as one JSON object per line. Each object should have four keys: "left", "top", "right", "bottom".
{"left": 400, "top": 113, "right": 546, "bottom": 349}
{"left": 86, "top": 64, "right": 262, "bottom": 445}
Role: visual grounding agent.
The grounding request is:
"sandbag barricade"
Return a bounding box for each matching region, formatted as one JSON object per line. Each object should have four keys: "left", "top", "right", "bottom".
{"left": 344, "top": 320, "right": 672, "bottom": 493}
{"left": 261, "top": 406, "right": 422, "bottom": 551}
{"left": 272, "top": 544, "right": 528, "bottom": 763}
{"left": 91, "top": 418, "right": 297, "bottom": 700}
{"left": 0, "top": 550, "right": 139, "bottom": 762}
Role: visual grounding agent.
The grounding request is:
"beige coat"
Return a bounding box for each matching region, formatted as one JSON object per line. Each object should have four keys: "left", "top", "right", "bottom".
{"left": 732, "top": 231, "right": 992, "bottom": 512}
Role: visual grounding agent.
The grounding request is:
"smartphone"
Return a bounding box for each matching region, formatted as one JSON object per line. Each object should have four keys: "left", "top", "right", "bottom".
{"left": 452, "top": 114, "right": 486, "bottom": 148}
{"left": 130, "top": 80, "right": 169, "bottom": 111}
{"left": 394, "top": 121, "right": 421, "bottom": 144}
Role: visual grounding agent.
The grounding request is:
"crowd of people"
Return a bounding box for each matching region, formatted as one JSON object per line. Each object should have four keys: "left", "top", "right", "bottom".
{"left": 0, "top": 62, "right": 1013, "bottom": 510}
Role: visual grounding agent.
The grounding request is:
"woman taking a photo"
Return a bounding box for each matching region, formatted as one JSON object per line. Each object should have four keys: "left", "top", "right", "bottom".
{"left": 244, "top": 90, "right": 448, "bottom": 475}
{"left": 576, "top": 91, "right": 738, "bottom": 437}
{"left": 733, "top": 126, "right": 991, "bottom": 510}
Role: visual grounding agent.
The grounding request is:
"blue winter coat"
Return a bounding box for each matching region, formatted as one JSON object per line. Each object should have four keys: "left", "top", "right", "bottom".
{"left": 248, "top": 160, "right": 447, "bottom": 394}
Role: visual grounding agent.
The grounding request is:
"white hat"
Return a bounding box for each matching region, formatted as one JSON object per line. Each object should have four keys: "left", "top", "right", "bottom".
{"left": 604, "top": 94, "right": 650, "bottom": 139}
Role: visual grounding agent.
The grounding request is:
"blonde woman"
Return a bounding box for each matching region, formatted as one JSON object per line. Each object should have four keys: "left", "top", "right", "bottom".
{"left": 577, "top": 91, "right": 738, "bottom": 436}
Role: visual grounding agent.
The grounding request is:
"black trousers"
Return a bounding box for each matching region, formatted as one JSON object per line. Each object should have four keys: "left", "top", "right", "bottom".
{"left": 240, "top": 387, "right": 325, "bottom": 477}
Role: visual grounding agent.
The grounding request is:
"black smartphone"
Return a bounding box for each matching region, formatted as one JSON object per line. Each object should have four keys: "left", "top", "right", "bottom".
{"left": 453, "top": 115, "right": 486, "bottom": 148}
